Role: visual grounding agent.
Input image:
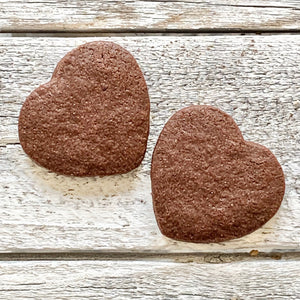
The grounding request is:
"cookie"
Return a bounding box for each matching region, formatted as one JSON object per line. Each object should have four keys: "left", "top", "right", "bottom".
{"left": 19, "top": 41, "right": 150, "bottom": 176}
{"left": 151, "top": 105, "right": 285, "bottom": 243}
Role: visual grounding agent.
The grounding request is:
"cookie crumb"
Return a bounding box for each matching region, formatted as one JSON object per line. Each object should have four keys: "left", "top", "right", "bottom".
{"left": 250, "top": 250, "right": 259, "bottom": 256}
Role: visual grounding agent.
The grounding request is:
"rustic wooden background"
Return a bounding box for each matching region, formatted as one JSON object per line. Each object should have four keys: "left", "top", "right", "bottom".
{"left": 0, "top": 1, "right": 299, "bottom": 299}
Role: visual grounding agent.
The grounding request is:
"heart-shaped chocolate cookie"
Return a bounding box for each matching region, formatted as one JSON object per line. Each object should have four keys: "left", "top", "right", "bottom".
{"left": 151, "top": 105, "right": 285, "bottom": 243}
{"left": 19, "top": 41, "right": 150, "bottom": 176}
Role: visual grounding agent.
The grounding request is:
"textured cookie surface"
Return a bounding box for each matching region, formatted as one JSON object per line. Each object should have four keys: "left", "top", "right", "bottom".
{"left": 151, "top": 105, "right": 285, "bottom": 243}
{"left": 19, "top": 41, "right": 150, "bottom": 176}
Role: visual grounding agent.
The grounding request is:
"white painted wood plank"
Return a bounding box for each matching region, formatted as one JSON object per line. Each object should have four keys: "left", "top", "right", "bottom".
{"left": 0, "top": 36, "right": 299, "bottom": 252}
{"left": 0, "top": 0, "right": 300, "bottom": 32}
{"left": 0, "top": 259, "right": 299, "bottom": 299}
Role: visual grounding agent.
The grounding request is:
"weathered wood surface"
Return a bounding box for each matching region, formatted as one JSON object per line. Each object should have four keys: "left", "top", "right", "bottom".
{"left": 0, "top": 36, "right": 299, "bottom": 252}
{"left": 0, "top": 259, "right": 299, "bottom": 299}
{"left": 1, "top": 1, "right": 300, "bottom": 32}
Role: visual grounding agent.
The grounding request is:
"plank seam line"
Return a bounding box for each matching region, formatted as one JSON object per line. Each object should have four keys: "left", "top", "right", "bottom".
{"left": 1, "top": 29, "right": 300, "bottom": 35}
{"left": 0, "top": 252, "right": 299, "bottom": 262}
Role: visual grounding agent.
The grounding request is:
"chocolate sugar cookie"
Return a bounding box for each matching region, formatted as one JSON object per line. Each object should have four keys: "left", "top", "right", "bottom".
{"left": 19, "top": 41, "right": 150, "bottom": 176}
{"left": 151, "top": 105, "right": 285, "bottom": 243}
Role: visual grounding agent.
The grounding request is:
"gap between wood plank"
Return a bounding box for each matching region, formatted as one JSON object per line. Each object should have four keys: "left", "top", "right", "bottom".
{"left": 1, "top": 29, "right": 300, "bottom": 35}
{"left": 0, "top": 251, "right": 299, "bottom": 262}
{"left": 1, "top": 32, "right": 300, "bottom": 39}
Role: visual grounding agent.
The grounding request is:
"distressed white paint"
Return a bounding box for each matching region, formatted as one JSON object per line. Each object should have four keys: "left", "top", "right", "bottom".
{"left": 0, "top": 259, "right": 299, "bottom": 299}
{"left": 0, "top": 0, "right": 300, "bottom": 32}
{"left": 0, "top": 36, "right": 299, "bottom": 252}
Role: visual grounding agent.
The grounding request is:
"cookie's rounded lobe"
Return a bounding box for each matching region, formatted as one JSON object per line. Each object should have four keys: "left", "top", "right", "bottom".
{"left": 151, "top": 105, "right": 285, "bottom": 243}
{"left": 19, "top": 41, "right": 150, "bottom": 176}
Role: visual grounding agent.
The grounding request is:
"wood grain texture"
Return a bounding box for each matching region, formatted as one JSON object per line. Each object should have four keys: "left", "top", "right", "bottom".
{"left": 0, "top": 36, "right": 299, "bottom": 252}
{"left": 0, "top": 0, "right": 300, "bottom": 32}
{"left": 0, "top": 259, "right": 299, "bottom": 299}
